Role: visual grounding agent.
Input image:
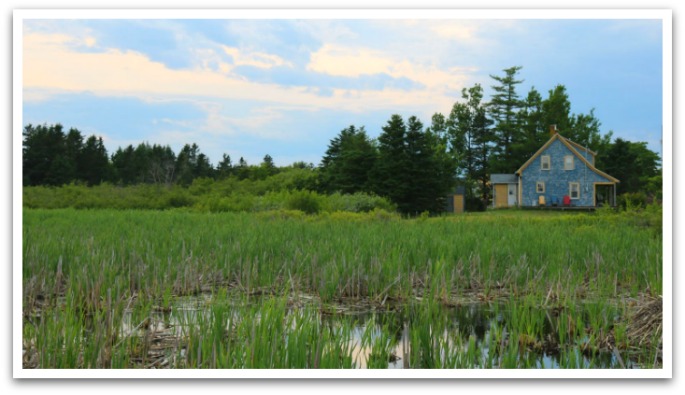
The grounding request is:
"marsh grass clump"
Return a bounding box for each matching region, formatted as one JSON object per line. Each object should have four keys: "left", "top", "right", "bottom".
{"left": 624, "top": 296, "right": 663, "bottom": 366}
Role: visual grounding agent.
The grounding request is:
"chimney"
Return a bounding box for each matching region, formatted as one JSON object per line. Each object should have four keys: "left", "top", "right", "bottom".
{"left": 549, "top": 124, "right": 558, "bottom": 136}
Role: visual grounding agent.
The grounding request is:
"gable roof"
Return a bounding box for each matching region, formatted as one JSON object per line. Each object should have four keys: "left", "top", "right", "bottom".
{"left": 515, "top": 133, "right": 619, "bottom": 183}
{"left": 565, "top": 138, "right": 597, "bottom": 157}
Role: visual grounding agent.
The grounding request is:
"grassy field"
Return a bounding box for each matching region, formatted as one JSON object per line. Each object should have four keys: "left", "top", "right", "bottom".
{"left": 21, "top": 207, "right": 663, "bottom": 369}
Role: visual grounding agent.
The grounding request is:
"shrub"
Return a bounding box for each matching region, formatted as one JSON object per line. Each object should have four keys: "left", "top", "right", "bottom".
{"left": 286, "top": 190, "right": 322, "bottom": 214}
{"left": 618, "top": 192, "right": 648, "bottom": 211}
{"left": 325, "top": 192, "right": 396, "bottom": 213}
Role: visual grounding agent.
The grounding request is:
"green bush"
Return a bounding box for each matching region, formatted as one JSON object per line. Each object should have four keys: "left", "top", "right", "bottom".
{"left": 325, "top": 192, "right": 396, "bottom": 213}
{"left": 166, "top": 190, "right": 195, "bottom": 208}
{"left": 618, "top": 192, "right": 648, "bottom": 210}
{"left": 286, "top": 190, "right": 322, "bottom": 214}
{"left": 23, "top": 178, "right": 397, "bottom": 215}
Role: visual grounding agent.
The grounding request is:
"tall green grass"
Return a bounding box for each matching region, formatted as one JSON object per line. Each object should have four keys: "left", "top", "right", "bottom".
{"left": 22, "top": 208, "right": 662, "bottom": 369}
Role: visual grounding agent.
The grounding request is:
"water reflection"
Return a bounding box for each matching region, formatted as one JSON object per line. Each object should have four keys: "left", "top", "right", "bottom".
{"left": 120, "top": 296, "right": 634, "bottom": 369}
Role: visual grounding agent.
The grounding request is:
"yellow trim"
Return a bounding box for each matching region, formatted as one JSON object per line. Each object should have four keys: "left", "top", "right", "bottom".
{"left": 515, "top": 133, "right": 620, "bottom": 184}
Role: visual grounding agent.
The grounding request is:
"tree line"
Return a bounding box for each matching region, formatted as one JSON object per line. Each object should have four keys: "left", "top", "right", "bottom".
{"left": 22, "top": 66, "right": 662, "bottom": 214}
{"left": 22, "top": 123, "right": 299, "bottom": 188}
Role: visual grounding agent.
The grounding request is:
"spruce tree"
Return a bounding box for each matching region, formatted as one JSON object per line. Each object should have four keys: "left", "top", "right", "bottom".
{"left": 516, "top": 87, "right": 546, "bottom": 162}
{"left": 372, "top": 115, "right": 411, "bottom": 212}
{"left": 320, "top": 125, "right": 377, "bottom": 194}
{"left": 216, "top": 154, "right": 233, "bottom": 179}
{"left": 489, "top": 66, "right": 524, "bottom": 173}
{"left": 79, "top": 135, "right": 112, "bottom": 185}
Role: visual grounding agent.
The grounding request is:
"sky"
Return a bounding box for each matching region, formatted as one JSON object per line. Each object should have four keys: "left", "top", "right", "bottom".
{"left": 21, "top": 13, "right": 664, "bottom": 168}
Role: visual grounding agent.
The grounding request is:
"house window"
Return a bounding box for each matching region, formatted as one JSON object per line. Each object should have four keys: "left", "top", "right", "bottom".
{"left": 569, "top": 182, "right": 580, "bottom": 199}
{"left": 564, "top": 155, "right": 574, "bottom": 170}
{"left": 541, "top": 155, "right": 551, "bottom": 170}
{"left": 536, "top": 181, "right": 545, "bottom": 193}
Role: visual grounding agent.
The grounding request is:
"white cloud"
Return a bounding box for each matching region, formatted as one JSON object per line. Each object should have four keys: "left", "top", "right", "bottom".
{"left": 23, "top": 29, "right": 477, "bottom": 149}
{"left": 221, "top": 45, "right": 293, "bottom": 69}
{"left": 430, "top": 23, "right": 476, "bottom": 40}
{"left": 306, "top": 43, "right": 471, "bottom": 90}
{"left": 23, "top": 32, "right": 465, "bottom": 115}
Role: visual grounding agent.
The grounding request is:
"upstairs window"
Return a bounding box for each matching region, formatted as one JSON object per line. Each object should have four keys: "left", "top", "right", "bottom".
{"left": 536, "top": 181, "right": 545, "bottom": 193}
{"left": 564, "top": 155, "right": 574, "bottom": 170}
{"left": 569, "top": 182, "right": 580, "bottom": 199}
{"left": 541, "top": 155, "right": 551, "bottom": 170}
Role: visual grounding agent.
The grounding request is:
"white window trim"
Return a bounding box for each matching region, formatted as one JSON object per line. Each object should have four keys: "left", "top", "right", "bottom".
{"left": 541, "top": 155, "right": 551, "bottom": 170}
{"left": 569, "top": 182, "right": 580, "bottom": 199}
{"left": 536, "top": 181, "right": 545, "bottom": 193}
{"left": 564, "top": 155, "right": 574, "bottom": 170}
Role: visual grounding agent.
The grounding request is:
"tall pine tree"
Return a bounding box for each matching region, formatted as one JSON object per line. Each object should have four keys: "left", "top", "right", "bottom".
{"left": 447, "top": 84, "right": 493, "bottom": 210}
{"left": 372, "top": 115, "right": 411, "bottom": 212}
{"left": 488, "top": 66, "right": 524, "bottom": 173}
{"left": 320, "top": 125, "right": 377, "bottom": 194}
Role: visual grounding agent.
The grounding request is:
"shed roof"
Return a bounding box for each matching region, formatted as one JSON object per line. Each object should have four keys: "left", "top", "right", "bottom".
{"left": 491, "top": 174, "right": 518, "bottom": 184}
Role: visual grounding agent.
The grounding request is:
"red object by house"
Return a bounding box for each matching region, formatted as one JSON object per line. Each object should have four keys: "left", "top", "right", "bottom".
{"left": 563, "top": 195, "right": 571, "bottom": 206}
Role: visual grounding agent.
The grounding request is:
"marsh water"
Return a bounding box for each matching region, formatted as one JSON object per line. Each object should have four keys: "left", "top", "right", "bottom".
{"left": 119, "top": 294, "right": 636, "bottom": 369}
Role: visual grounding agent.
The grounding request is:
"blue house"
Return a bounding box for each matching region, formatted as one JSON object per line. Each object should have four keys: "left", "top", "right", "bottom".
{"left": 492, "top": 127, "right": 619, "bottom": 208}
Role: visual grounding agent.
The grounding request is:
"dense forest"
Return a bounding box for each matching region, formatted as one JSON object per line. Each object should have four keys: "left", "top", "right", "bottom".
{"left": 22, "top": 67, "right": 662, "bottom": 214}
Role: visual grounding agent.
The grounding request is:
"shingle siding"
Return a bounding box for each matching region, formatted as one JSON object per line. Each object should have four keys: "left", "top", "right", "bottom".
{"left": 520, "top": 139, "right": 611, "bottom": 207}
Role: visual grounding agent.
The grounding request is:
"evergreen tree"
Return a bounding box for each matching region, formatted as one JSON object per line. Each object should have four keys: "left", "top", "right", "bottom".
{"left": 568, "top": 109, "right": 613, "bottom": 155}
{"left": 23, "top": 123, "right": 67, "bottom": 186}
{"left": 320, "top": 125, "right": 377, "bottom": 194}
{"left": 445, "top": 102, "right": 469, "bottom": 178}
{"left": 541, "top": 85, "right": 573, "bottom": 133}
{"left": 64, "top": 128, "right": 84, "bottom": 182}
{"left": 372, "top": 115, "right": 410, "bottom": 211}
{"left": 216, "top": 153, "right": 233, "bottom": 179}
{"left": 132, "top": 143, "right": 153, "bottom": 184}
{"left": 148, "top": 144, "right": 176, "bottom": 186}
{"left": 405, "top": 116, "right": 455, "bottom": 213}
{"left": 369, "top": 115, "right": 456, "bottom": 214}
{"left": 78, "top": 135, "right": 112, "bottom": 185}
{"left": 488, "top": 66, "right": 524, "bottom": 173}
{"left": 175, "top": 143, "right": 199, "bottom": 186}
{"left": 255, "top": 154, "right": 278, "bottom": 180}
{"left": 195, "top": 153, "right": 214, "bottom": 179}
{"left": 515, "top": 87, "right": 546, "bottom": 162}
{"left": 471, "top": 106, "right": 495, "bottom": 206}
{"left": 600, "top": 138, "right": 660, "bottom": 195}
{"left": 111, "top": 145, "right": 137, "bottom": 185}
{"left": 447, "top": 84, "right": 492, "bottom": 210}
{"left": 236, "top": 157, "right": 250, "bottom": 180}
{"left": 428, "top": 113, "right": 447, "bottom": 141}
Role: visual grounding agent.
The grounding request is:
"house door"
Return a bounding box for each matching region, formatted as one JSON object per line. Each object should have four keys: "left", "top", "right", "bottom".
{"left": 494, "top": 184, "right": 508, "bottom": 208}
{"left": 508, "top": 184, "right": 517, "bottom": 206}
{"left": 453, "top": 194, "right": 464, "bottom": 213}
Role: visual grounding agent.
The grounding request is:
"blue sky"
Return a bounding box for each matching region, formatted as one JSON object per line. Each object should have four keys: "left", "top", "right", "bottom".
{"left": 22, "top": 16, "right": 664, "bottom": 167}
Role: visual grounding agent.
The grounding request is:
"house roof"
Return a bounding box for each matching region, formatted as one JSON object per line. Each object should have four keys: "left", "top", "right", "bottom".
{"left": 564, "top": 138, "right": 597, "bottom": 156}
{"left": 491, "top": 174, "right": 518, "bottom": 184}
{"left": 515, "top": 133, "right": 619, "bottom": 183}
